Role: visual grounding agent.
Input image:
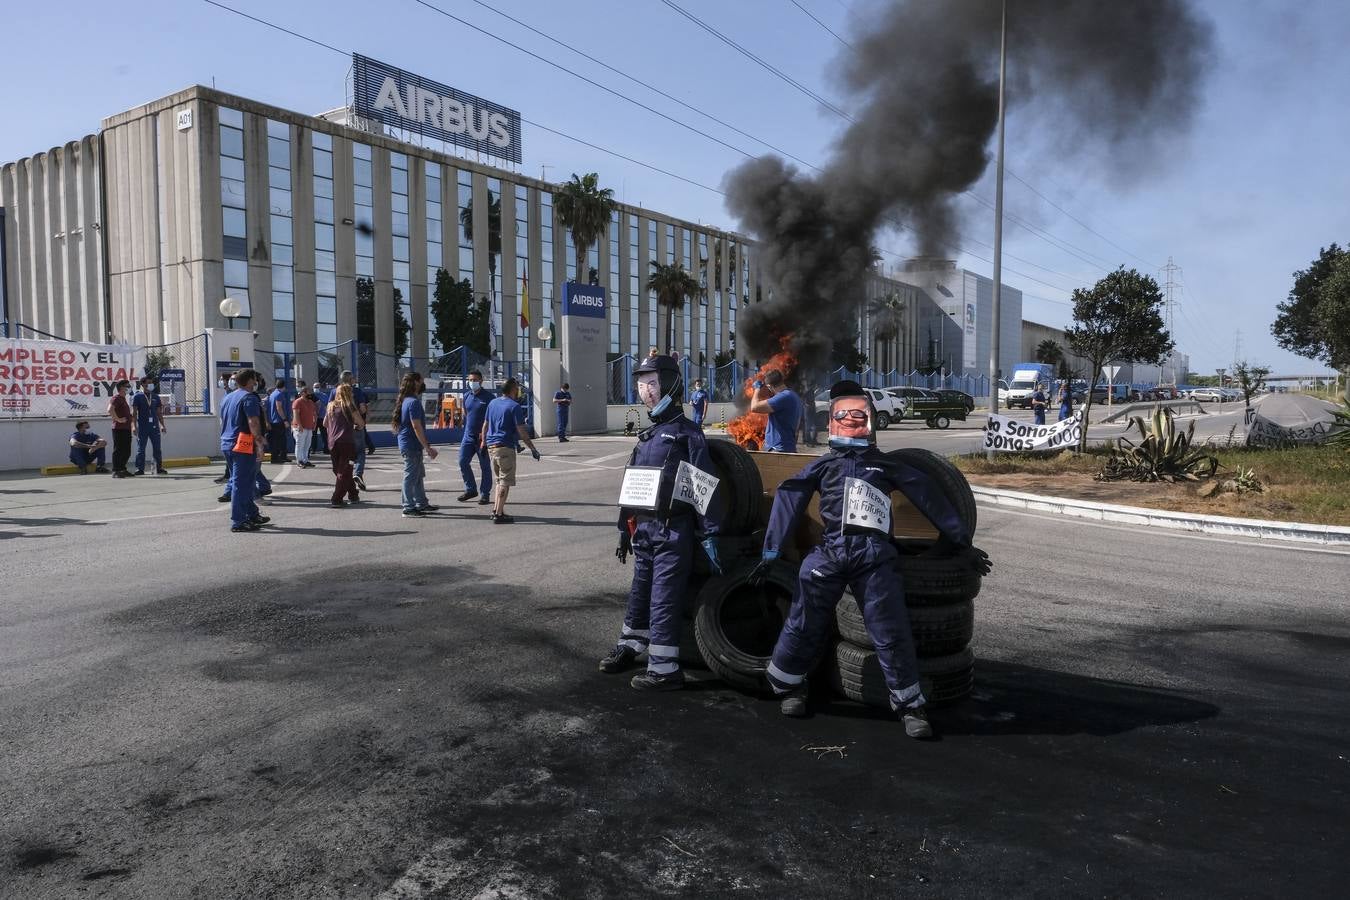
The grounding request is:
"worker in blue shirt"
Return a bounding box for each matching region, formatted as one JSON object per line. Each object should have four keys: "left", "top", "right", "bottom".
{"left": 266, "top": 378, "right": 290, "bottom": 464}
{"left": 1031, "top": 383, "right": 1048, "bottom": 426}
{"left": 689, "top": 379, "right": 709, "bottom": 428}
{"left": 218, "top": 368, "right": 271, "bottom": 533}
{"left": 312, "top": 382, "right": 330, "bottom": 455}
{"left": 749, "top": 368, "right": 801, "bottom": 452}
{"left": 749, "top": 380, "right": 990, "bottom": 737}
{"left": 602, "top": 354, "right": 723, "bottom": 691}
{"left": 554, "top": 383, "right": 573, "bottom": 442}
{"left": 457, "top": 369, "right": 493, "bottom": 504}
{"left": 68, "top": 421, "right": 108, "bottom": 473}
{"left": 481, "top": 377, "right": 540, "bottom": 523}
{"left": 132, "top": 377, "right": 168, "bottom": 475}
{"left": 1058, "top": 381, "right": 1075, "bottom": 421}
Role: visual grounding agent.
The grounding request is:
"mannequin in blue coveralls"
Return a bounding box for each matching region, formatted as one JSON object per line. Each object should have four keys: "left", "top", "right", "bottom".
{"left": 751, "top": 380, "right": 991, "bottom": 737}
{"left": 602, "top": 355, "right": 724, "bottom": 691}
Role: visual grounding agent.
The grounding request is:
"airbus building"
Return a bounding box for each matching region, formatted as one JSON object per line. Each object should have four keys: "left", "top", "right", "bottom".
{"left": 1, "top": 53, "right": 1022, "bottom": 379}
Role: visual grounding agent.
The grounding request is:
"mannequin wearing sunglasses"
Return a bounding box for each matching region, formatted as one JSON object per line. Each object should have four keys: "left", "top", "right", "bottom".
{"left": 750, "top": 380, "right": 991, "bottom": 736}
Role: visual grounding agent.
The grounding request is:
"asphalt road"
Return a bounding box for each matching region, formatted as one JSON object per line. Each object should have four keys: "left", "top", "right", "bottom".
{"left": 2, "top": 437, "right": 1348, "bottom": 898}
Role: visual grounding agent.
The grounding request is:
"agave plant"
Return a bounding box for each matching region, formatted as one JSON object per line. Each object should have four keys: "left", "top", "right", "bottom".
{"left": 1328, "top": 400, "right": 1350, "bottom": 448}
{"left": 1097, "top": 404, "right": 1219, "bottom": 482}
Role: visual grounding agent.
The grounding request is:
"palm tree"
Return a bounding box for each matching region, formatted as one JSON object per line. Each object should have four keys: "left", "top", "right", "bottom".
{"left": 1035, "top": 338, "right": 1064, "bottom": 366}
{"left": 646, "top": 261, "right": 700, "bottom": 354}
{"left": 554, "top": 173, "right": 616, "bottom": 284}
{"left": 867, "top": 290, "right": 907, "bottom": 373}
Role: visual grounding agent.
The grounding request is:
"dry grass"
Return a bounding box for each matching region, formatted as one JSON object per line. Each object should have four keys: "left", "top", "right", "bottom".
{"left": 952, "top": 445, "right": 1350, "bottom": 526}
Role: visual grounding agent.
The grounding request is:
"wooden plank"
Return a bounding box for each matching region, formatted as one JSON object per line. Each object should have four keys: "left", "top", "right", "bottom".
{"left": 747, "top": 450, "right": 940, "bottom": 550}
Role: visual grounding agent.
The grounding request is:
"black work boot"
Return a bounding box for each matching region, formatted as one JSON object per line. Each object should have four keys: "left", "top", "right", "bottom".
{"left": 779, "top": 683, "right": 809, "bottom": 718}
{"left": 598, "top": 645, "right": 641, "bottom": 674}
{"left": 898, "top": 705, "right": 934, "bottom": 740}
{"left": 630, "top": 670, "right": 685, "bottom": 692}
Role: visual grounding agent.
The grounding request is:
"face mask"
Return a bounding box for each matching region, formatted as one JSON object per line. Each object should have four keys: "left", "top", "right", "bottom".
{"left": 470, "top": 381, "right": 482, "bottom": 392}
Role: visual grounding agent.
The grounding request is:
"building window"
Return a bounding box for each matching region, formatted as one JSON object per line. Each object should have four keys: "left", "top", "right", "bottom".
{"left": 391, "top": 151, "right": 411, "bottom": 363}
{"left": 267, "top": 119, "right": 294, "bottom": 355}
{"left": 426, "top": 161, "right": 443, "bottom": 358}
{"left": 311, "top": 131, "right": 336, "bottom": 347}
{"left": 540, "top": 190, "right": 554, "bottom": 337}
{"left": 609, "top": 211, "right": 620, "bottom": 353}
{"left": 457, "top": 168, "right": 474, "bottom": 299}
{"left": 219, "top": 106, "right": 249, "bottom": 329}
{"left": 514, "top": 183, "right": 529, "bottom": 364}
{"left": 647, "top": 220, "right": 658, "bottom": 351}
{"left": 486, "top": 176, "right": 503, "bottom": 359}
{"left": 627, "top": 215, "right": 639, "bottom": 357}
{"left": 353, "top": 141, "right": 375, "bottom": 352}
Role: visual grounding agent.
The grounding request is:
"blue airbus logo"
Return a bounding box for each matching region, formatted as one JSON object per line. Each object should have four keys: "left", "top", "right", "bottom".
{"left": 564, "top": 283, "right": 607, "bottom": 319}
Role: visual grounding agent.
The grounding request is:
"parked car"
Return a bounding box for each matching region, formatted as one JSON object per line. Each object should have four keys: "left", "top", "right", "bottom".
{"left": 885, "top": 387, "right": 968, "bottom": 429}
{"left": 933, "top": 389, "right": 975, "bottom": 413}
{"left": 1190, "top": 387, "right": 1224, "bottom": 402}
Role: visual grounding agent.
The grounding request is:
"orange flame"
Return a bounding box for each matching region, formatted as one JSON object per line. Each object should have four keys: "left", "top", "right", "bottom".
{"left": 727, "top": 336, "right": 799, "bottom": 450}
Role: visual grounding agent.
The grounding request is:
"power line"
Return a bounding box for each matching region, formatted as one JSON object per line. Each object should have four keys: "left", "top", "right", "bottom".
{"left": 410, "top": 0, "right": 762, "bottom": 163}
{"left": 1005, "top": 169, "right": 1161, "bottom": 270}
{"left": 200, "top": 0, "right": 729, "bottom": 198}
{"left": 659, "top": 0, "right": 855, "bottom": 122}
{"left": 787, "top": 0, "right": 854, "bottom": 49}
{"left": 201, "top": 1, "right": 1075, "bottom": 307}
{"left": 462, "top": 0, "right": 820, "bottom": 171}
{"left": 732, "top": 0, "right": 1151, "bottom": 275}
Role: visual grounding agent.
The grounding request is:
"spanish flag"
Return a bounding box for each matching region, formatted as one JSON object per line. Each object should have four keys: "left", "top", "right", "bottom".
{"left": 519, "top": 273, "right": 530, "bottom": 331}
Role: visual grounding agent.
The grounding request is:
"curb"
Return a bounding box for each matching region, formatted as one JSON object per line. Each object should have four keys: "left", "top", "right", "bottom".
{"left": 970, "top": 484, "right": 1350, "bottom": 547}
{"left": 41, "top": 457, "right": 212, "bottom": 477}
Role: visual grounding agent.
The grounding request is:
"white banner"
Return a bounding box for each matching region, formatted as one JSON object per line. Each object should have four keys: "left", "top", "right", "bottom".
{"left": 0, "top": 338, "right": 145, "bottom": 418}
{"left": 1246, "top": 412, "right": 1341, "bottom": 448}
{"left": 983, "top": 410, "right": 1083, "bottom": 452}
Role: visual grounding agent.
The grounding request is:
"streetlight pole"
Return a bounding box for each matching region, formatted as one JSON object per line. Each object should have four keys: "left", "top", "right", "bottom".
{"left": 986, "top": 0, "right": 1008, "bottom": 462}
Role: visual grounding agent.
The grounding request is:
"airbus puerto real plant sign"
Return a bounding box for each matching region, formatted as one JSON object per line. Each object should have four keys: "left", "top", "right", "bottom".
{"left": 352, "top": 53, "right": 523, "bottom": 164}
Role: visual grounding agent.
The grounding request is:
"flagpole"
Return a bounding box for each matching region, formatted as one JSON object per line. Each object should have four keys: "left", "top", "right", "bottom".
{"left": 986, "top": 0, "right": 1007, "bottom": 463}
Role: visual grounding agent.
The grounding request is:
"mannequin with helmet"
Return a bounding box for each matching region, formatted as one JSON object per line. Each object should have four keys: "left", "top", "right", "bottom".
{"left": 601, "top": 354, "right": 724, "bottom": 691}
{"left": 749, "top": 380, "right": 992, "bottom": 736}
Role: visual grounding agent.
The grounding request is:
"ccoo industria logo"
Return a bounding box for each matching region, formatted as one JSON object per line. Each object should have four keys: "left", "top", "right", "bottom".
{"left": 353, "top": 53, "right": 522, "bottom": 164}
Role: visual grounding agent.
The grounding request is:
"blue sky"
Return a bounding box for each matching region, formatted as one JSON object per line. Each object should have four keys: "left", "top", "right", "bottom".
{"left": 3, "top": 0, "right": 1346, "bottom": 376}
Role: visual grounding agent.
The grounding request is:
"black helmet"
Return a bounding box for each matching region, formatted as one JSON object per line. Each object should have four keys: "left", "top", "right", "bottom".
{"left": 634, "top": 355, "right": 684, "bottom": 423}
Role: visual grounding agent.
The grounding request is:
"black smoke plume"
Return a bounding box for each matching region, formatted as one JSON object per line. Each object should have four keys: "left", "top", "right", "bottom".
{"left": 728, "top": 0, "right": 1214, "bottom": 372}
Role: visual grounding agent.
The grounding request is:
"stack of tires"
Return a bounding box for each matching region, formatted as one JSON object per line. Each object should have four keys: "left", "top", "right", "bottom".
{"left": 827, "top": 448, "right": 981, "bottom": 708}
{"left": 680, "top": 441, "right": 766, "bottom": 669}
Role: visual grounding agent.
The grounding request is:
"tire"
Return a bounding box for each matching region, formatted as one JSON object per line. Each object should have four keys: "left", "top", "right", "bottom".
{"left": 679, "top": 616, "right": 706, "bottom": 669}
{"left": 894, "top": 552, "right": 982, "bottom": 605}
{"left": 885, "top": 447, "right": 977, "bottom": 537}
{"left": 706, "top": 440, "right": 764, "bottom": 535}
{"left": 828, "top": 642, "right": 974, "bottom": 708}
{"left": 924, "top": 418, "right": 936, "bottom": 429}
{"left": 693, "top": 558, "right": 797, "bottom": 695}
{"left": 835, "top": 593, "right": 974, "bottom": 657}
{"left": 875, "top": 411, "right": 891, "bottom": 430}
{"left": 933, "top": 414, "right": 950, "bottom": 430}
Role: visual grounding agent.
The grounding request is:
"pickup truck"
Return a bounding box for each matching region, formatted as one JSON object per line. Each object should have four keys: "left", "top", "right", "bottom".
{"left": 884, "top": 387, "right": 968, "bottom": 429}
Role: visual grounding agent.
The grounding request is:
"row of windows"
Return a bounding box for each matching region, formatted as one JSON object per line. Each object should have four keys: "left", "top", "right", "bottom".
{"left": 215, "top": 106, "right": 753, "bottom": 362}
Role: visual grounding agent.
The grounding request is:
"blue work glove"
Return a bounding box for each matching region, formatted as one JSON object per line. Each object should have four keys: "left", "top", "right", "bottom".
{"left": 753, "top": 380, "right": 764, "bottom": 390}
{"left": 747, "top": 550, "right": 778, "bottom": 586}
{"left": 616, "top": 531, "right": 631, "bottom": 565}
{"left": 531, "top": 448, "right": 541, "bottom": 461}
{"left": 701, "top": 538, "right": 722, "bottom": 576}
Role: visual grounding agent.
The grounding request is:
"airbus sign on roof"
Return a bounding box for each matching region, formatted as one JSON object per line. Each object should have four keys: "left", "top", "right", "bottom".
{"left": 352, "top": 53, "right": 522, "bottom": 164}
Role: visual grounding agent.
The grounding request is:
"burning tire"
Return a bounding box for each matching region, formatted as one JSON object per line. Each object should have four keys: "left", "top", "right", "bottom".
{"left": 692, "top": 558, "right": 796, "bottom": 695}
{"left": 706, "top": 440, "right": 764, "bottom": 535}
{"left": 828, "top": 642, "right": 974, "bottom": 708}
{"left": 835, "top": 593, "right": 974, "bottom": 657}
